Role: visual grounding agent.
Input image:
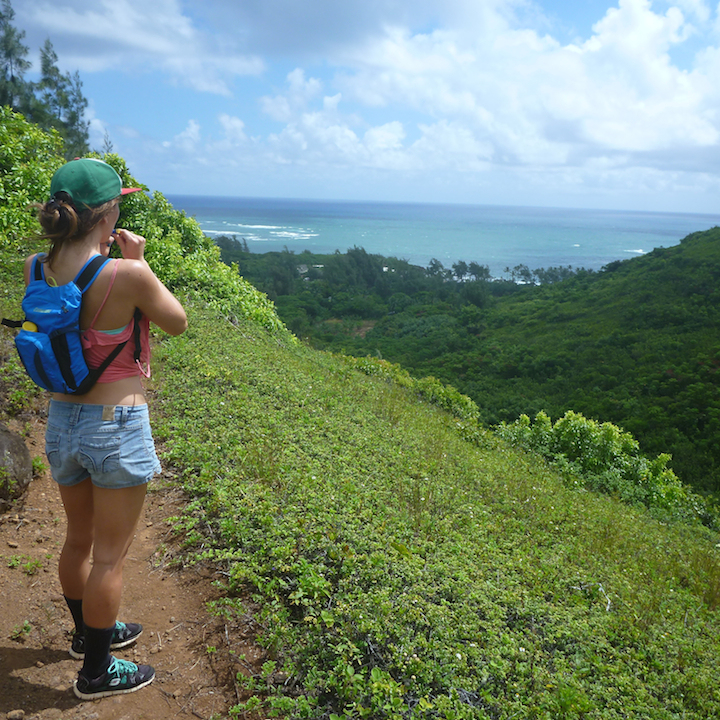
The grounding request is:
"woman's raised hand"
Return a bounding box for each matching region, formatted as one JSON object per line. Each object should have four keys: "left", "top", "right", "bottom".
{"left": 114, "top": 228, "right": 147, "bottom": 261}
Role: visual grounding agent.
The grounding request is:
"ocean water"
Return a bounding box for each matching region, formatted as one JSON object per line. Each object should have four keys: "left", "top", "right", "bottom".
{"left": 167, "top": 195, "right": 720, "bottom": 277}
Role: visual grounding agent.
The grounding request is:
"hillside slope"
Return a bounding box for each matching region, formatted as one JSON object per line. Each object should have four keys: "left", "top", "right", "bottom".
{"left": 286, "top": 227, "right": 720, "bottom": 492}
{"left": 149, "top": 305, "right": 720, "bottom": 719}
{"left": 475, "top": 227, "right": 720, "bottom": 491}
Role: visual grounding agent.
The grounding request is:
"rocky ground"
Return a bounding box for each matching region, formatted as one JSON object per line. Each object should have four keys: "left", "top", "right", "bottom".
{"left": 0, "top": 413, "right": 266, "bottom": 720}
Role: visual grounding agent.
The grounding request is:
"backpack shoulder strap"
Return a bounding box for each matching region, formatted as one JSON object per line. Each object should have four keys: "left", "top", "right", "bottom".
{"left": 87, "top": 260, "right": 120, "bottom": 331}
{"left": 31, "top": 254, "right": 45, "bottom": 282}
{"left": 74, "top": 255, "right": 110, "bottom": 294}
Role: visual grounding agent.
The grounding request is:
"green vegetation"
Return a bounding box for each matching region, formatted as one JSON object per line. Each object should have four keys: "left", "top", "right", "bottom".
{"left": 215, "top": 233, "right": 720, "bottom": 495}
{"left": 31, "top": 455, "right": 47, "bottom": 476}
{"left": 10, "top": 619, "right": 32, "bottom": 640}
{"left": 0, "top": 105, "right": 64, "bottom": 251}
{"left": 156, "top": 305, "right": 720, "bottom": 720}
{"left": 3, "top": 108, "right": 720, "bottom": 718}
{"left": 6, "top": 554, "right": 42, "bottom": 575}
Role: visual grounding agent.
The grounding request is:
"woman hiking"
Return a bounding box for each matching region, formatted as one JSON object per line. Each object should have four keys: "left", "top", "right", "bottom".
{"left": 27, "top": 158, "right": 187, "bottom": 700}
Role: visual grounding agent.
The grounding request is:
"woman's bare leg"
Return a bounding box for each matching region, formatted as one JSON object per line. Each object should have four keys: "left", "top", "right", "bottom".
{"left": 82, "top": 483, "right": 147, "bottom": 629}
{"left": 58, "top": 478, "right": 95, "bottom": 599}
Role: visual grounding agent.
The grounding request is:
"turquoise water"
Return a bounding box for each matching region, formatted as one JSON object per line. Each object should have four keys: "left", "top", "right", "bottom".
{"left": 167, "top": 195, "right": 720, "bottom": 277}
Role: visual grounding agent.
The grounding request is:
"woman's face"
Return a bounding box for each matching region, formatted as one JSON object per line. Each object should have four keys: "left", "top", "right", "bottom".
{"left": 108, "top": 199, "right": 121, "bottom": 229}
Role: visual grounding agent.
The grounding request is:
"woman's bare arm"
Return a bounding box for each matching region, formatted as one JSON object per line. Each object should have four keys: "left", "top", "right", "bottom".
{"left": 114, "top": 229, "right": 187, "bottom": 336}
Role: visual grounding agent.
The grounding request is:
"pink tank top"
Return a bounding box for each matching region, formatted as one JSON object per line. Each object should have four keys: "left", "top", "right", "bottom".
{"left": 80, "top": 260, "right": 151, "bottom": 382}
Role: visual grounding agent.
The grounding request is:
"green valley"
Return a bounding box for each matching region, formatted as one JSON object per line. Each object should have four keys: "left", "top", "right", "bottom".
{"left": 215, "top": 231, "right": 720, "bottom": 495}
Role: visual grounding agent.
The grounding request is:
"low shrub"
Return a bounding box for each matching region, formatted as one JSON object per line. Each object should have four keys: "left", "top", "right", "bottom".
{"left": 497, "top": 410, "right": 716, "bottom": 526}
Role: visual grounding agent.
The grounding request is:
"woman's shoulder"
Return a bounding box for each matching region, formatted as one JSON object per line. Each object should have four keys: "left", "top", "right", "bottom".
{"left": 113, "top": 258, "right": 158, "bottom": 287}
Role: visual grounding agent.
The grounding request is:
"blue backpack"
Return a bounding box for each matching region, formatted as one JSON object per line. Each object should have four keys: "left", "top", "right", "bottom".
{"left": 2, "top": 254, "right": 140, "bottom": 395}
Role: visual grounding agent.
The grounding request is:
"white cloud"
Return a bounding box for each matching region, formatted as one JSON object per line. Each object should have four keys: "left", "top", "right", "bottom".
{"left": 18, "top": 0, "right": 264, "bottom": 94}
{"left": 218, "top": 115, "right": 247, "bottom": 143}
{"left": 327, "top": 0, "right": 720, "bottom": 168}
{"left": 261, "top": 69, "right": 323, "bottom": 121}
{"left": 163, "top": 120, "right": 201, "bottom": 151}
{"left": 410, "top": 121, "right": 493, "bottom": 171}
{"left": 133, "top": 0, "right": 720, "bottom": 209}
{"left": 364, "top": 122, "right": 405, "bottom": 153}
{"left": 670, "top": 0, "right": 711, "bottom": 22}
{"left": 585, "top": 0, "right": 688, "bottom": 54}
{"left": 17, "top": 0, "right": 720, "bottom": 210}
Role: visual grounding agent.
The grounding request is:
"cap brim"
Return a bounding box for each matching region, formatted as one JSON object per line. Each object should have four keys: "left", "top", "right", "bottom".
{"left": 121, "top": 187, "right": 142, "bottom": 196}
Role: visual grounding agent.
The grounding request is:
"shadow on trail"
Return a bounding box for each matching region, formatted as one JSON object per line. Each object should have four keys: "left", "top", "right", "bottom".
{"left": 0, "top": 644, "right": 78, "bottom": 714}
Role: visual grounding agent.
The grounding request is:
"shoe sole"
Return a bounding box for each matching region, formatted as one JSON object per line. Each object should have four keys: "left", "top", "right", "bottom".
{"left": 73, "top": 671, "right": 155, "bottom": 700}
{"left": 69, "top": 630, "right": 143, "bottom": 660}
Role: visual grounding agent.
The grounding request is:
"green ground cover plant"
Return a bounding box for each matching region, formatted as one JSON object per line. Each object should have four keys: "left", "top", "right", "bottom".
{"left": 153, "top": 305, "right": 720, "bottom": 719}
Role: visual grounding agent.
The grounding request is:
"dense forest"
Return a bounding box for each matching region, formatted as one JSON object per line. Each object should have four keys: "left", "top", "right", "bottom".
{"left": 216, "top": 230, "right": 720, "bottom": 495}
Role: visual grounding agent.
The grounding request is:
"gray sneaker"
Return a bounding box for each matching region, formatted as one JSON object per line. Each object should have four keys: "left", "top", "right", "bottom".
{"left": 73, "top": 656, "right": 155, "bottom": 700}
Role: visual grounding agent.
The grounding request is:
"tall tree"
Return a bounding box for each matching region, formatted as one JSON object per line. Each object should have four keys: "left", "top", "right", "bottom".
{"left": 0, "top": 0, "right": 31, "bottom": 109}
{"left": 0, "top": 2, "right": 89, "bottom": 158}
{"left": 452, "top": 260, "right": 469, "bottom": 281}
{"left": 37, "top": 39, "right": 89, "bottom": 158}
{"left": 468, "top": 261, "right": 491, "bottom": 281}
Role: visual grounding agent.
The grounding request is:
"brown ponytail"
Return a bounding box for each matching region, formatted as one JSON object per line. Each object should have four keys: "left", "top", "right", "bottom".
{"left": 35, "top": 192, "right": 119, "bottom": 265}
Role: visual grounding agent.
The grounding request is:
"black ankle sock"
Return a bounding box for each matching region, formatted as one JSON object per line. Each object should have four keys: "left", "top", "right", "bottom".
{"left": 82, "top": 625, "right": 114, "bottom": 679}
{"left": 64, "top": 596, "right": 84, "bottom": 635}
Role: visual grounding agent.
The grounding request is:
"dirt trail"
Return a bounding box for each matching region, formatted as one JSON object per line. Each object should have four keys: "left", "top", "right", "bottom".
{"left": 0, "top": 416, "right": 265, "bottom": 720}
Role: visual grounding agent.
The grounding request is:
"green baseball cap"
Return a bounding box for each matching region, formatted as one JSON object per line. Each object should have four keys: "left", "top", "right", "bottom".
{"left": 50, "top": 158, "right": 141, "bottom": 209}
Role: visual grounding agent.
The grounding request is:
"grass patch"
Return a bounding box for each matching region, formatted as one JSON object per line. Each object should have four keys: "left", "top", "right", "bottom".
{"left": 153, "top": 304, "right": 720, "bottom": 719}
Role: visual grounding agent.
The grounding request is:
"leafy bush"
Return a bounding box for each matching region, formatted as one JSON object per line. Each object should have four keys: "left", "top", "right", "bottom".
{"left": 0, "top": 106, "right": 64, "bottom": 250}
{"left": 497, "top": 410, "right": 716, "bottom": 525}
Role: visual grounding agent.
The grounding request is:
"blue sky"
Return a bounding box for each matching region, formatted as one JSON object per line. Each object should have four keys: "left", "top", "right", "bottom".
{"left": 15, "top": 0, "right": 720, "bottom": 213}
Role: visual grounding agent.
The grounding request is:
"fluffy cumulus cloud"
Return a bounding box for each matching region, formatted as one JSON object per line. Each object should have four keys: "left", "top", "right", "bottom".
{"left": 15, "top": 0, "right": 720, "bottom": 207}
{"left": 163, "top": 119, "right": 202, "bottom": 151}
{"left": 672, "top": 0, "right": 711, "bottom": 22}
{"left": 221, "top": 0, "right": 720, "bottom": 188}
{"left": 260, "top": 69, "right": 323, "bottom": 122}
{"left": 218, "top": 114, "right": 247, "bottom": 143}
{"left": 329, "top": 0, "right": 720, "bottom": 167}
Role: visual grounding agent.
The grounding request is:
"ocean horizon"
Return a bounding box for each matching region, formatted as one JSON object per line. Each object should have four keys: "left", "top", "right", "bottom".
{"left": 166, "top": 195, "right": 720, "bottom": 277}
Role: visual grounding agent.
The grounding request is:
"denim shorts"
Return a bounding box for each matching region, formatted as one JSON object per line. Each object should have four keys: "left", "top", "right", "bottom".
{"left": 45, "top": 400, "right": 161, "bottom": 489}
